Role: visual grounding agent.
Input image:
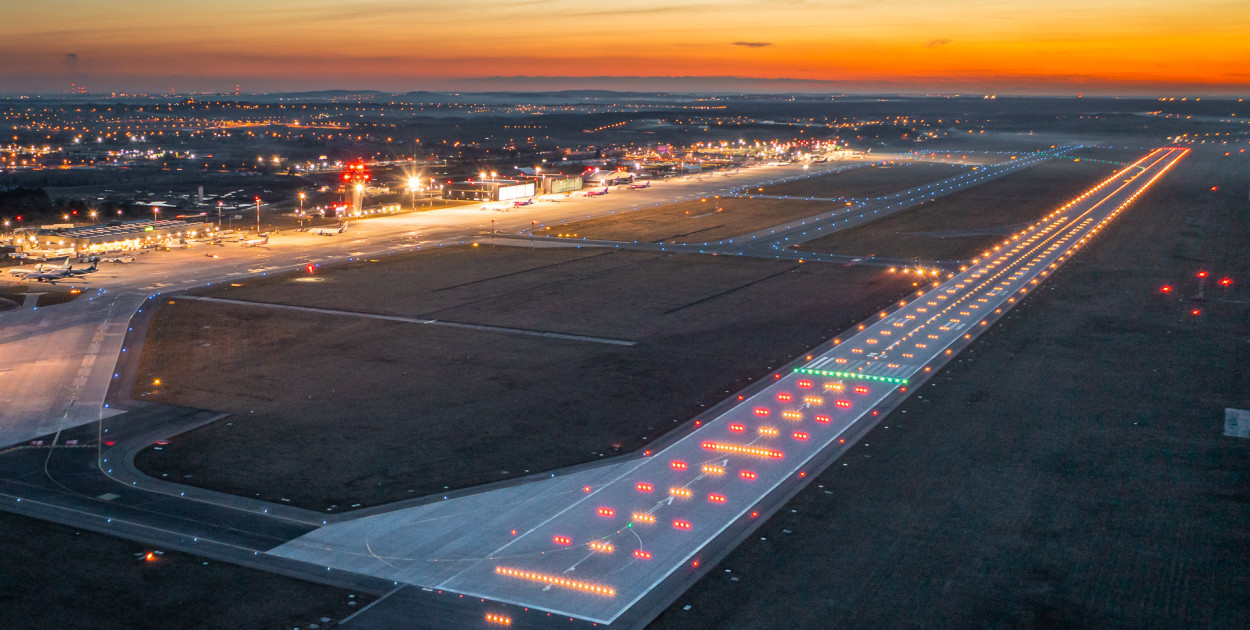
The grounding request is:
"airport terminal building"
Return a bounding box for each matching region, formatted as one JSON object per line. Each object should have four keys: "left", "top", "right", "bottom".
{"left": 443, "top": 180, "right": 536, "bottom": 202}
{"left": 21, "top": 219, "right": 204, "bottom": 255}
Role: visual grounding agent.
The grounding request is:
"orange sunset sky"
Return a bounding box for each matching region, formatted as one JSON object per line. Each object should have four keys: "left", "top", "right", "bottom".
{"left": 3, "top": 0, "right": 1247, "bottom": 94}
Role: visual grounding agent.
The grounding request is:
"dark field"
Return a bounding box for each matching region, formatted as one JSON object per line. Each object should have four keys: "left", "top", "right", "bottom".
{"left": 755, "top": 161, "right": 967, "bottom": 200}
{"left": 133, "top": 246, "right": 918, "bottom": 510}
{"left": 798, "top": 158, "right": 1117, "bottom": 263}
{"left": 534, "top": 195, "right": 842, "bottom": 244}
{"left": 649, "top": 147, "right": 1250, "bottom": 629}
{"left": 0, "top": 511, "right": 367, "bottom": 630}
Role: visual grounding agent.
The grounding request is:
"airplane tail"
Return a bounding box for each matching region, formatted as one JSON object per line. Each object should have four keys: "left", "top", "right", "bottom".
{"left": 338, "top": 222, "right": 348, "bottom": 233}
{"left": 262, "top": 236, "right": 269, "bottom": 244}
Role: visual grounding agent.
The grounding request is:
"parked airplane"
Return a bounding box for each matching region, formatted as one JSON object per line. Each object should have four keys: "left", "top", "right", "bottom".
{"left": 7, "top": 260, "right": 69, "bottom": 278}
{"left": 512, "top": 197, "right": 535, "bottom": 207}
{"left": 241, "top": 235, "right": 270, "bottom": 247}
{"left": 628, "top": 181, "right": 651, "bottom": 189}
{"left": 315, "top": 222, "right": 347, "bottom": 236}
{"left": 64, "top": 262, "right": 98, "bottom": 277}
{"left": 584, "top": 187, "right": 609, "bottom": 197}
{"left": 104, "top": 255, "right": 136, "bottom": 264}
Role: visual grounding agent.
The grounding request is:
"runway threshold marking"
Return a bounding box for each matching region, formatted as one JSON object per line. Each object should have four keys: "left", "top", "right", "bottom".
{"left": 174, "top": 296, "right": 636, "bottom": 346}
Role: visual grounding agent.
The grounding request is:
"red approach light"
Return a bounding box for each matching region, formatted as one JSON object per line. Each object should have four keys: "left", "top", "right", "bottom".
{"left": 1220, "top": 277, "right": 1233, "bottom": 287}
{"left": 1191, "top": 309, "right": 1202, "bottom": 316}
{"left": 753, "top": 408, "right": 770, "bottom": 417}
{"left": 815, "top": 415, "right": 831, "bottom": 424}
{"left": 597, "top": 507, "right": 615, "bottom": 518}
{"left": 793, "top": 431, "right": 809, "bottom": 441}
{"left": 728, "top": 423, "right": 745, "bottom": 433}
{"left": 835, "top": 400, "right": 852, "bottom": 408}
{"left": 1197, "top": 271, "right": 1209, "bottom": 279}
{"left": 671, "top": 460, "right": 688, "bottom": 471}
{"left": 739, "top": 470, "right": 757, "bottom": 480}
{"left": 708, "top": 493, "right": 727, "bottom": 503}
{"left": 776, "top": 392, "right": 792, "bottom": 402}
{"left": 673, "top": 519, "right": 692, "bottom": 530}
{"left": 796, "top": 379, "right": 813, "bottom": 389}
{"left": 1160, "top": 285, "right": 1172, "bottom": 293}
{"left": 305, "top": 264, "right": 316, "bottom": 274}
{"left": 1211, "top": 186, "right": 1218, "bottom": 191}
{"left": 633, "top": 550, "right": 652, "bottom": 560}
{"left": 636, "top": 482, "right": 653, "bottom": 493}
{"left": 853, "top": 386, "right": 870, "bottom": 394}
{"left": 553, "top": 535, "right": 572, "bottom": 545}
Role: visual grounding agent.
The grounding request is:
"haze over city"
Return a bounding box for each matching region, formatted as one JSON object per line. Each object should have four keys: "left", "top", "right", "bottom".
{"left": 3, "top": 0, "right": 1248, "bottom": 95}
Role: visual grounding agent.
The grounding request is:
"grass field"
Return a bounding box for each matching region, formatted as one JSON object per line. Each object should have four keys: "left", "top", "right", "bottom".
{"left": 533, "top": 196, "right": 841, "bottom": 244}
{"left": 797, "top": 159, "right": 1117, "bottom": 263}
{"left": 0, "top": 511, "right": 367, "bottom": 630}
{"left": 649, "top": 147, "right": 1250, "bottom": 630}
{"left": 755, "top": 161, "right": 967, "bottom": 200}
{"left": 133, "top": 246, "right": 918, "bottom": 510}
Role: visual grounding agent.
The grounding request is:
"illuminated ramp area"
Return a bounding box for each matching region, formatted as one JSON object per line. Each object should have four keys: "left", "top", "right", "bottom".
{"left": 271, "top": 148, "right": 1187, "bottom": 625}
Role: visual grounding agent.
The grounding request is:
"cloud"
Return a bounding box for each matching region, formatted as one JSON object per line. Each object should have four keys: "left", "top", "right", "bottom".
{"left": 732, "top": 41, "right": 773, "bottom": 48}
{"left": 62, "top": 53, "right": 79, "bottom": 71}
{"left": 926, "top": 39, "right": 951, "bottom": 48}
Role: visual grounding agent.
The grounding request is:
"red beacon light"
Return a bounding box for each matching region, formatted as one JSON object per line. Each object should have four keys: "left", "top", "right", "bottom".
{"left": 1160, "top": 285, "right": 1172, "bottom": 294}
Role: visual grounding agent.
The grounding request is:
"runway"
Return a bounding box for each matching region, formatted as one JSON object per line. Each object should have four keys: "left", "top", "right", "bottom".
{"left": 271, "top": 148, "right": 1187, "bottom": 625}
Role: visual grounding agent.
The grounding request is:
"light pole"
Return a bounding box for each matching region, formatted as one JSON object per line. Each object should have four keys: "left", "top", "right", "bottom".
{"left": 491, "top": 218, "right": 495, "bottom": 246}
{"left": 407, "top": 177, "right": 419, "bottom": 210}
{"left": 254, "top": 197, "right": 261, "bottom": 234}
{"left": 298, "top": 192, "right": 306, "bottom": 229}
{"left": 531, "top": 220, "right": 536, "bottom": 250}
{"left": 217, "top": 200, "right": 223, "bottom": 232}
{"left": 429, "top": 178, "right": 435, "bottom": 209}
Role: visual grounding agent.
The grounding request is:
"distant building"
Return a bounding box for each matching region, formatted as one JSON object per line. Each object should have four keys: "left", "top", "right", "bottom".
{"left": 442, "top": 180, "right": 535, "bottom": 202}
{"left": 20, "top": 219, "right": 203, "bottom": 255}
{"left": 582, "top": 169, "right": 634, "bottom": 186}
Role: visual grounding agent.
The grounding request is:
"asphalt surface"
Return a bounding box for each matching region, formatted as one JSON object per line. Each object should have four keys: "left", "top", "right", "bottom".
{"left": 0, "top": 149, "right": 1181, "bottom": 628}
{"left": 272, "top": 148, "right": 1187, "bottom": 626}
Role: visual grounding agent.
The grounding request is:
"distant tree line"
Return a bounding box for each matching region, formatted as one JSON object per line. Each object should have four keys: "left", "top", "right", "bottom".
{"left": 0, "top": 187, "right": 136, "bottom": 227}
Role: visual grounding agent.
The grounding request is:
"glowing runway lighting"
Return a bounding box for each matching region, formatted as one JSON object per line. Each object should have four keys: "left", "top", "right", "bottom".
{"left": 758, "top": 426, "right": 779, "bottom": 437}
{"left": 597, "top": 507, "right": 615, "bottom": 518}
{"left": 670, "top": 487, "right": 692, "bottom": 498}
{"left": 776, "top": 393, "right": 793, "bottom": 402}
{"left": 781, "top": 411, "right": 803, "bottom": 421}
{"left": 853, "top": 386, "right": 870, "bottom": 395}
{"left": 633, "top": 549, "right": 652, "bottom": 560}
{"left": 701, "top": 441, "right": 784, "bottom": 459}
{"left": 673, "top": 519, "right": 692, "bottom": 530}
{"left": 494, "top": 566, "right": 615, "bottom": 597}
{"left": 728, "top": 423, "right": 746, "bottom": 433}
{"left": 671, "top": 460, "right": 688, "bottom": 471}
{"left": 702, "top": 464, "right": 725, "bottom": 475}
{"left": 824, "top": 382, "right": 844, "bottom": 392}
{"left": 740, "top": 470, "right": 757, "bottom": 480}
{"left": 632, "top": 512, "right": 655, "bottom": 524}
{"left": 793, "top": 431, "right": 809, "bottom": 441}
{"left": 815, "top": 414, "right": 831, "bottom": 424}
{"left": 803, "top": 395, "right": 823, "bottom": 405}
{"left": 753, "top": 408, "right": 770, "bottom": 417}
{"left": 589, "top": 541, "right": 614, "bottom": 553}
{"left": 553, "top": 536, "right": 572, "bottom": 546}
{"left": 708, "top": 493, "right": 727, "bottom": 503}
{"left": 796, "top": 379, "right": 814, "bottom": 389}
{"left": 795, "top": 367, "right": 907, "bottom": 385}
{"left": 636, "top": 482, "right": 653, "bottom": 493}
{"left": 835, "top": 400, "right": 852, "bottom": 409}
{"left": 485, "top": 613, "right": 513, "bottom": 625}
